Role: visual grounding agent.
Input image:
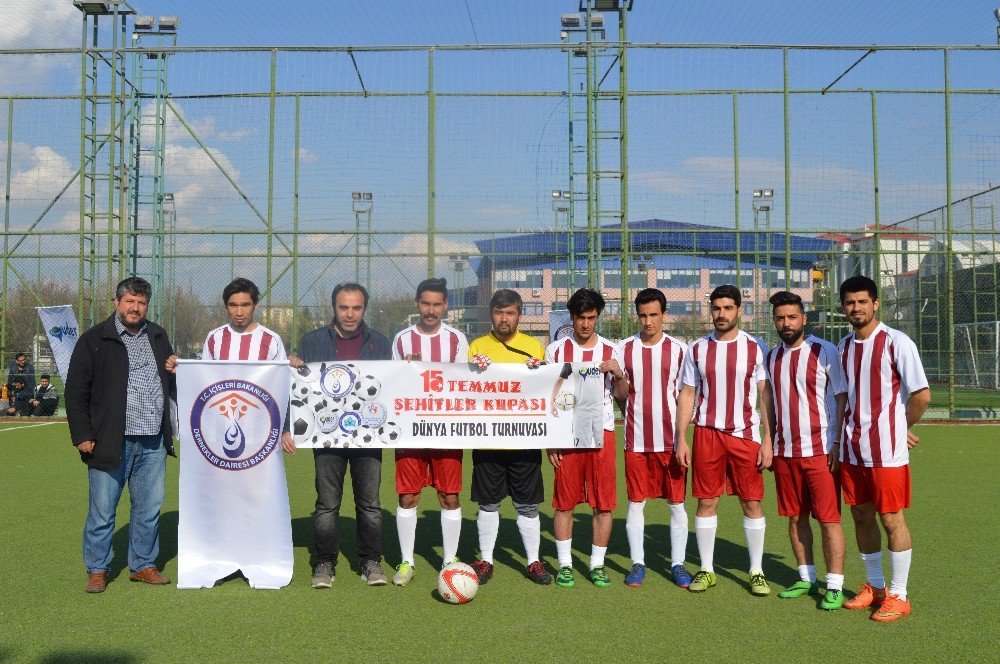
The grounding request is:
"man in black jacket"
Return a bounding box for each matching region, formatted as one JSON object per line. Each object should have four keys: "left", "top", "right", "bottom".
{"left": 66, "top": 277, "right": 177, "bottom": 594}
{"left": 281, "top": 282, "right": 392, "bottom": 589}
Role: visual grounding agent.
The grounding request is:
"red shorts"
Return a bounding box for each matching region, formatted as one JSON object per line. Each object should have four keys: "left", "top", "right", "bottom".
{"left": 552, "top": 430, "right": 617, "bottom": 511}
{"left": 691, "top": 426, "right": 764, "bottom": 501}
{"left": 624, "top": 450, "right": 686, "bottom": 504}
{"left": 841, "top": 463, "right": 910, "bottom": 514}
{"left": 772, "top": 455, "right": 841, "bottom": 523}
{"left": 395, "top": 449, "right": 463, "bottom": 495}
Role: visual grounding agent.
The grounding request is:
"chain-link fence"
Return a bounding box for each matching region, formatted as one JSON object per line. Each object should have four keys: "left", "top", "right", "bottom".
{"left": 1, "top": 39, "right": 998, "bottom": 418}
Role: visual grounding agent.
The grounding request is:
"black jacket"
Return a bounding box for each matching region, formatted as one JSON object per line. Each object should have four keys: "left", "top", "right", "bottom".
{"left": 65, "top": 315, "right": 177, "bottom": 470}
{"left": 297, "top": 320, "right": 392, "bottom": 363}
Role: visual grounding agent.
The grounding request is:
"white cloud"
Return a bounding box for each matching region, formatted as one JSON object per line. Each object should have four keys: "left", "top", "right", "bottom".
{"left": 0, "top": 0, "right": 81, "bottom": 93}
{"left": 1, "top": 141, "right": 75, "bottom": 204}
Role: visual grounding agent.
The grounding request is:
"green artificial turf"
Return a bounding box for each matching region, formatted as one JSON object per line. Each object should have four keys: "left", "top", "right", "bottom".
{"left": 0, "top": 422, "right": 996, "bottom": 663}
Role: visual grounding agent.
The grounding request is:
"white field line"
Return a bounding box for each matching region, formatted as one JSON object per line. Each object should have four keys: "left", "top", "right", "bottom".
{"left": 0, "top": 421, "right": 62, "bottom": 433}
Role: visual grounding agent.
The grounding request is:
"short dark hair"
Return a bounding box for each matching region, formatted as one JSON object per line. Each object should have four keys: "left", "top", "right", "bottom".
{"left": 490, "top": 289, "right": 522, "bottom": 314}
{"left": 567, "top": 288, "right": 605, "bottom": 316}
{"left": 40, "top": 374, "right": 50, "bottom": 381}
{"left": 769, "top": 290, "right": 803, "bottom": 313}
{"left": 710, "top": 284, "right": 741, "bottom": 307}
{"left": 115, "top": 276, "right": 152, "bottom": 301}
{"left": 14, "top": 352, "right": 26, "bottom": 360}
{"left": 12, "top": 377, "right": 24, "bottom": 385}
{"left": 634, "top": 288, "right": 666, "bottom": 313}
{"left": 332, "top": 282, "right": 369, "bottom": 309}
{"left": 416, "top": 277, "right": 448, "bottom": 300}
{"left": 839, "top": 275, "right": 878, "bottom": 304}
{"left": 222, "top": 277, "right": 260, "bottom": 305}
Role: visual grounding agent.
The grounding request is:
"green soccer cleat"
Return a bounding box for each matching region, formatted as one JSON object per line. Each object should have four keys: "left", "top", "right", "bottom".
{"left": 779, "top": 580, "right": 819, "bottom": 599}
{"left": 688, "top": 570, "right": 717, "bottom": 592}
{"left": 555, "top": 565, "right": 575, "bottom": 588}
{"left": 392, "top": 562, "right": 414, "bottom": 586}
{"left": 749, "top": 572, "right": 771, "bottom": 596}
{"left": 590, "top": 566, "right": 612, "bottom": 588}
{"left": 820, "top": 588, "right": 845, "bottom": 611}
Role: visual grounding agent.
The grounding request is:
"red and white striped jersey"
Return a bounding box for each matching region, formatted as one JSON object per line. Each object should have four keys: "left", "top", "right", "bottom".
{"left": 202, "top": 323, "right": 287, "bottom": 361}
{"left": 544, "top": 334, "right": 618, "bottom": 431}
{"left": 765, "top": 335, "right": 847, "bottom": 458}
{"left": 838, "top": 323, "right": 928, "bottom": 468}
{"left": 681, "top": 330, "right": 769, "bottom": 443}
{"left": 391, "top": 323, "right": 469, "bottom": 363}
{"left": 619, "top": 333, "right": 687, "bottom": 453}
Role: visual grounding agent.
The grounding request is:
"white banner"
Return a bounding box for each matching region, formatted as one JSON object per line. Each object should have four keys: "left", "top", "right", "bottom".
{"left": 36, "top": 305, "right": 79, "bottom": 383}
{"left": 291, "top": 360, "right": 605, "bottom": 450}
{"left": 549, "top": 309, "right": 573, "bottom": 343}
{"left": 177, "top": 361, "right": 294, "bottom": 589}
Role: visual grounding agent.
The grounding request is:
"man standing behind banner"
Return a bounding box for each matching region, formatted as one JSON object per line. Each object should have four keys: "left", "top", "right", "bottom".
{"left": 66, "top": 277, "right": 176, "bottom": 593}
{"left": 467, "top": 289, "right": 553, "bottom": 586}
{"left": 390, "top": 277, "right": 469, "bottom": 587}
{"left": 281, "top": 282, "right": 392, "bottom": 589}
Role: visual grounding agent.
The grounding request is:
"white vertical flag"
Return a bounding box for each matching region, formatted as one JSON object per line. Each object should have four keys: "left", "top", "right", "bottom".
{"left": 549, "top": 309, "right": 573, "bottom": 344}
{"left": 177, "top": 360, "right": 294, "bottom": 589}
{"left": 36, "top": 305, "right": 79, "bottom": 383}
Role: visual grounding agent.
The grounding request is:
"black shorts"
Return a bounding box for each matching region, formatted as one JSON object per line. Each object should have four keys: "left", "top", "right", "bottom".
{"left": 471, "top": 449, "right": 544, "bottom": 505}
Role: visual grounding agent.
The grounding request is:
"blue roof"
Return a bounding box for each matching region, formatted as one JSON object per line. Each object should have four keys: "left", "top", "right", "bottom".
{"left": 526, "top": 254, "right": 765, "bottom": 272}
{"left": 473, "top": 219, "right": 831, "bottom": 274}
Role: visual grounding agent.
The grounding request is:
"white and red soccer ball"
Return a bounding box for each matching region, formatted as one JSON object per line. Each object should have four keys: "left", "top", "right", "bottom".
{"left": 437, "top": 562, "right": 479, "bottom": 604}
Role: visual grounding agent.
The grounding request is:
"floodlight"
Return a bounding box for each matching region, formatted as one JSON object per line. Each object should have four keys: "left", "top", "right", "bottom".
{"left": 73, "top": 1, "right": 112, "bottom": 15}
{"left": 352, "top": 192, "right": 362, "bottom": 201}
{"left": 134, "top": 15, "right": 155, "bottom": 30}
{"left": 995, "top": 8, "right": 1000, "bottom": 20}
{"left": 552, "top": 190, "right": 561, "bottom": 198}
{"left": 758, "top": 204, "right": 771, "bottom": 211}
{"left": 561, "top": 14, "right": 582, "bottom": 28}
{"left": 157, "top": 16, "right": 179, "bottom": 31}
{"left": 588, "top": 0, "right": 626, "bottom": 10}
{"left": 363, "top": 192, "right": 373, "bottom": 201}
{"left": 588, "top": 13, "right": 605, "bottom": 28}
{"left": 762, "top": 189, "right": 774, "bottom": 197}
{"left": 753, "top": 190, "right": 763, "bottom": 198}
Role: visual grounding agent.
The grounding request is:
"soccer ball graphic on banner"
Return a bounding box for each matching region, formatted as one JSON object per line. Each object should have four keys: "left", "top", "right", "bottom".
{"left": 438, "top": 562, "right": 479, "bottom": 604}
{"left": 554, "top": 392, "right": 576, "bottom": 411}
{"left": 354, "top": 374, "right": 381, "bottom": 400}
{"left": 290, "top": 401, "right": 316, "bottom": 440}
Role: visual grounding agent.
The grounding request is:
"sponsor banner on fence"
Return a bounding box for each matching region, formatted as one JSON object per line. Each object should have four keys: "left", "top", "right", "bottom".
{"left": 549, "top": 309, "right": 573, "bottom": 343}
{"left": 36, "top": 305, "right": 79, "bottom": 383}
{"left": 177, "top": 360, "right": 293, "bottom": 589}
{"left": 290, "top": 360, "right": 604, "bottom": 450}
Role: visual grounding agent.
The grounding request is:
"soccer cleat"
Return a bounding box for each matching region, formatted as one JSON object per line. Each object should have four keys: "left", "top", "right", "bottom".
{"left": 871, "top": 594, "right": 911, "bottom": 622}
{"left": 779, "top": 580, "right": 819, "bottom": 599}
{"left": 526, "top": 561, "right": 552, "bottom": 585}
{"left": 843, "top": 582, "right": 887, "bottom": 610}
{"left": 624, "top": 563, "right": 647, "bottom": 587}
{"left": 688, "top": 570, "right": 717, "bottom": 592}
{"left": 820, "top": 588, "right": 845, "bottom": 611}
{"left": 392, "top": 562, "right": 414, "bottom": 587}
{"left": 671, "top": 564, "right": 693, "bottom": 588}
{"left": 749, "top": 572, "right": 771, "bottom": 596}
{"left": 590, "top": 566, "right": 612, "bottom": 588}
{"left": 470, "top": 560, "right": 494, "bottom": 585}
{"left": 555, "top": 565, "right": 575, "bottom": 588}
{"left": 311, "top": 562, "right": 334, "bottom": 589}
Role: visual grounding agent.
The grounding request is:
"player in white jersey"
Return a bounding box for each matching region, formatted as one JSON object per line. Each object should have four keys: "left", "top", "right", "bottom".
{"left": 762, "top": 291, "right": 848, "bottom": 611}
{"left": 675, "top": 284, "right": 773, "bottom": 596}
{"left": 545, "top": 288, "right": 623, "bottom": 589}
{"left": 836, "top": 276, "right": 930, "bottom": 622}
{"left": 612, "top": 288, "right": 692, "bottom": 589}
{"left": 390, "top": 278, "right": 469, "bottom": 587}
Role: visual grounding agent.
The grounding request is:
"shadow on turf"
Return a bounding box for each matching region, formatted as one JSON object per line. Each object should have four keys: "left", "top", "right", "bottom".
{"left": 108, "top": 511, "right": 178, "bottom": 582}
{"left": 39, "top": 653, "right": 139, "bottom": 664}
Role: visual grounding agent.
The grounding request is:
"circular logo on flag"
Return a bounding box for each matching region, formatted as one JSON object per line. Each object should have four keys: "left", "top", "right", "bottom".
{"left": 190, "top": 381, "right": 282, "bottom": 471}
{"left": 315, "top": 411, "right": 340, "bottom": 434}
{"left": 338, "top": 411, "right": 362, "bottom": 435}
{"left": 320, "top": 364, "right": 356, "bottom": 399}
{"left": 554, "top": 324, "right": 574, "bottom": 341}
{"left": 359, "top": 401, "right": 388, "bottom": 428}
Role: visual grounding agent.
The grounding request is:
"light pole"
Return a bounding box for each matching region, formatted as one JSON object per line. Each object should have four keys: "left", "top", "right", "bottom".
{"left": 552, "top": 189, "right": 570, "bottom": 301}
{"left": 995, "top": 8, "right": 1000, "bottom": 45}
{"left": 352, "top": 192, "right": 373, "bottom": 290}
{"left": 752, "top": 188, "right": 774, "bottom": 332}
{"left": 449, "top": 254, "right": 468, "bottom": 314}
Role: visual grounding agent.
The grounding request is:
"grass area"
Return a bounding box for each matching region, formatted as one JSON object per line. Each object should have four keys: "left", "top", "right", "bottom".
{"left": 1, "top": 423, "right": 997, "bottom": 663}
{"left": 927, "top": 385, "right": 1000, "bottom": 413}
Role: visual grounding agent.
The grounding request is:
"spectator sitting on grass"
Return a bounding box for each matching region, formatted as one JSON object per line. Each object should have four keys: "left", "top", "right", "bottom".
{"left": 6, "top": 377, "right": 32, "bottom": 416}
{"left": 29, "top": 374, "right": 59, "bottom": 417}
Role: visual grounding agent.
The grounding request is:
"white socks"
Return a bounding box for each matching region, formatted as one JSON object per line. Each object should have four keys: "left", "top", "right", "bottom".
{"left": 590, "top": 545, "right": 607, "bottom": 570}
{"left": 861, "top": 551, "right": 886, "bottom": 590}
{"left": 441, "top": 508, "right": 462, "bottom": 563}
{"left": 516, "top": 514, "right": 541, "bottom": 565}
{"left": 694, "top": 515, "right": 717, "bottom": 572}
{"left": 744, "top": 516, "right": 766, "bottom": 574}
{"left": 556, "top": 538, "right": 572, "bottom": 568}
{"left": 799, "top": 564, "right": 818, "bottom": 583}
{"left": 826, "top": 572, "right": 845, "bottom": 592}
{"left": 669, "top": 502, "right": 688, "bottom": 566}
{"left": 889, "top": 549, "right": 911, "bottom": 601}
{"left": 476, "top": 510, "right": 500, "bottom": 564}
{"left": 626, "top": 501, "right": 646, "bottom": 565}
{"left": 396, "top": 506, "right": 417, "bottom": 565}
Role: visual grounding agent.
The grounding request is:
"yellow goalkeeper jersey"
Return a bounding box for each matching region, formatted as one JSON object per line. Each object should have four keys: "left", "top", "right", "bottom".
{"left": 468, "top": 331, "right": 545, "bottom": 364}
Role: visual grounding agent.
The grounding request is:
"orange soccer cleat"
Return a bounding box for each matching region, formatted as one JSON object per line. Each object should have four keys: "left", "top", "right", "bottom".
{"left": 843, "top": 582, "right": 887, "bottom": 610}
{"left": 872, "top": 594, "right": 911, "bottom": 622}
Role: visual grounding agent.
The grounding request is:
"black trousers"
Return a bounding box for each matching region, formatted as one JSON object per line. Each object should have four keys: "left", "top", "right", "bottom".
{"left": 313, "top": 448, "right": 383, "bottom": 567}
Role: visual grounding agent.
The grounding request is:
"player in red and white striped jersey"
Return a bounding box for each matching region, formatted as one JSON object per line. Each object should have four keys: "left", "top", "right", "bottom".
{"left": 675, "top": 284, "right": 773, "bottom": 596}
{"left": 389, "top": 278, "right": 469, "bottom": 587}
{"left": 545, "top": 288, "right": 623, "bottom": 588}
{"left": 611, "top": 288, "right": 691, "bottom": 589}
{"left": 836, "top": 276, "right": 930, "bottom": 622}
{"left": 762, "top": 291, "right": 848, "bottom": 610}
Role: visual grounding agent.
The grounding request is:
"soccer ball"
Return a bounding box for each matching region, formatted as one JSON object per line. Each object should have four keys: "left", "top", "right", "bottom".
{"left": 354, "top": 374, "right": 381, "bottom": 400}
{"left": 294, "top": 384, "right": 312, "bottom": 401}
{"left": 352, "top": 426, "right": 378, "bottom": 446}
{"left": 554, "top": 392, "right": 577, "bottom": 411}
{"left": 312, "top": 397, "right": 331, "bottom": 414}
{"left": 438, "top": 562, "right": 479, "bottom": 604}
{"left": 295, "top": 365, "right": 320, "bottom": 383}
{"left": 378, "top": 421, "right": 401, "bottom": 445}
{"left": 346, "top": 398, "right": 364, "bottom": 413}
{"left": 291, "top": 408, "right": 315, "bottom": 440}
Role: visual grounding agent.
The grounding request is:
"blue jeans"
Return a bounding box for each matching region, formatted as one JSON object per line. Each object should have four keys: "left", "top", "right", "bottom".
{"left": 83, "top": 434, "right": 166, "bottom": 574}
